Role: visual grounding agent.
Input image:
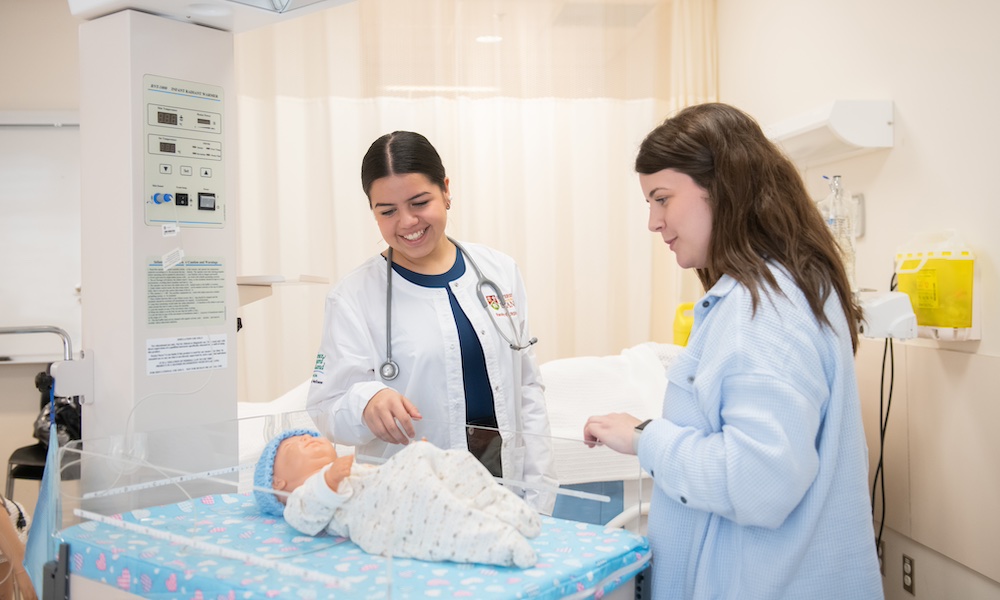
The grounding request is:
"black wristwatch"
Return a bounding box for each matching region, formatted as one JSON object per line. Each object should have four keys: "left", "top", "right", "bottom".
{"left": 633, "top": 419, "right": 653, "bottom": 453}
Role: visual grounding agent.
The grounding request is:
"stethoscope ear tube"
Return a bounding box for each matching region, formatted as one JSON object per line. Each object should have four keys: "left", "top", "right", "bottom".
{"left": 379, "top": 239, "right": 536, "bottom": 381}
{"left": 380, "top": 247, "right": 399, "bottom": 381}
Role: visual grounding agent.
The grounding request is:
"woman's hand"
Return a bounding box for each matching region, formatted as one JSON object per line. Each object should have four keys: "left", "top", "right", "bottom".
{"left": 583, "top": 413, "right": 642, "bottom": 455}
{"left": 363, "top": 388, "right": 423, "bottom": 445}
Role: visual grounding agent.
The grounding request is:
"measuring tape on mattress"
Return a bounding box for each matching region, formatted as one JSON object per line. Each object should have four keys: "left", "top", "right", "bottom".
{"left": 72, "top": 508, "right": 350, "bottom": 589}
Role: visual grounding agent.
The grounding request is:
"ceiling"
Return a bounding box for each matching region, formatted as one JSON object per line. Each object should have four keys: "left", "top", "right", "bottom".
{"left": 65, "top": 0, "right": 668, "bottom": 99}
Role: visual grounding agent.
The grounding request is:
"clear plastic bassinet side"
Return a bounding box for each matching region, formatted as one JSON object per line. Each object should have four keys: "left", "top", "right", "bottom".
{"left": 48, "top": 413, "right": 649, "bottom": 599}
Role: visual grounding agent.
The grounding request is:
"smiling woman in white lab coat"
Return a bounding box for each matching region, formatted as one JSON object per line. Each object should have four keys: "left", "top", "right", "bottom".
{"left": 307, "top": 131, "right": 557, "bottom": 513}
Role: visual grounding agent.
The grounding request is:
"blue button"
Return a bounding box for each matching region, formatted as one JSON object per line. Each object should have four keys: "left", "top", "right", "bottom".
{"left": 152, "top": 193, "right": 163, "bottom": 204}
{"left": 164, "top": 193, "right": 174, "bottom": 203}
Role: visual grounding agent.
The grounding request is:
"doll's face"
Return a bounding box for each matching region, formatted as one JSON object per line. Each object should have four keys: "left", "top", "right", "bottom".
{"left": 272, "top": 434, "right": 339, "bottom": 501}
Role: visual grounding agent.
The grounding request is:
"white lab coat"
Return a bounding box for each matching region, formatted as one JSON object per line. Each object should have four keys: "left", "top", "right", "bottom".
{"left": 307, "top": 241, "right": 557, "bottom": 513}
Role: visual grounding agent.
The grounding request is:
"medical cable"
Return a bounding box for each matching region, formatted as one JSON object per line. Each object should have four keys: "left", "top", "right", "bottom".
{"left": 870, "top": 272, "right": 897, "bottom": 552}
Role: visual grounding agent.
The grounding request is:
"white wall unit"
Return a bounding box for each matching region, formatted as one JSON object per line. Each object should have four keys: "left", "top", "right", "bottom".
{"left": 66, "top": 0, "right": 354, "bottom": 33}
{"left": 765, "top": 100, "right": 894, "bottom": 167}
{"left": 77, "top": 10, "right": 240, "bottom": 512}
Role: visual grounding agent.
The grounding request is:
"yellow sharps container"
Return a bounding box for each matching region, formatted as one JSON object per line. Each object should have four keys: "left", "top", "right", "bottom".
{"left": 895, "top": 233, "right": 977, "bottom": 341}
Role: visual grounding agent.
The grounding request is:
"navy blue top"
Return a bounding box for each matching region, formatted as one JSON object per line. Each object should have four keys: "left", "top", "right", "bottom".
{"left": 391, "top": 251, "right": 498, "bottom": 426}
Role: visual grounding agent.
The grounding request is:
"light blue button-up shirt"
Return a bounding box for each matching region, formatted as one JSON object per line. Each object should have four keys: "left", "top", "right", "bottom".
{"left": 638, "top": 265, "right": 883, "bottom": 599}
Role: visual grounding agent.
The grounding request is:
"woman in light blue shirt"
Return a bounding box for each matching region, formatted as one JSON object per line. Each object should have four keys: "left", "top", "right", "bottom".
{"left": 584, "top": 103, "right": 883, "bottom": 598}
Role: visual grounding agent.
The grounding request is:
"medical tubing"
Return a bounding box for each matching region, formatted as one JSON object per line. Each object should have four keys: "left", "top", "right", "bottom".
{"left": 120, "top": 207, "right": 214, "bottom": 471}
{"left": 97, "top": 209, "right": 217, "bottom": 495}
{"left": 121, "top": 201, "right": 218, "bottom": 444}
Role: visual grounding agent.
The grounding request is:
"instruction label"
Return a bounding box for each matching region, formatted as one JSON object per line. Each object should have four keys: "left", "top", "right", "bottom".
{"left": 147, "top": 335, "right": 227, "bottom": 375}
{"left": 147, "top": 257, "right": 226, "bottom": 326}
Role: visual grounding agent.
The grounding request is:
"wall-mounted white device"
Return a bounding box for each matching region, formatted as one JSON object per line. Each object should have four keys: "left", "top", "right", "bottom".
{"left": 858, "top": 291, "right": 917, "bottom": 340}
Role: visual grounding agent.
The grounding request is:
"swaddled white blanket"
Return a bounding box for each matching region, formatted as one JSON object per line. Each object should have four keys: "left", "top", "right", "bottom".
{"left": 283, "top": 441, "right": 541, "bottom": 567}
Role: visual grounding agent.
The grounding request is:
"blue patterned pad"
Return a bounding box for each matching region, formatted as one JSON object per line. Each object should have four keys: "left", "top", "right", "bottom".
{"left": 60, "top": 492, "right": 650, "bottom": 599}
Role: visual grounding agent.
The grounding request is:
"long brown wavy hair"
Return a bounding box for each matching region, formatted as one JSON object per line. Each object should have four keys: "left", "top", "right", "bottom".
{"left": 635, "top": 103, "right": 861, "bottom": 353}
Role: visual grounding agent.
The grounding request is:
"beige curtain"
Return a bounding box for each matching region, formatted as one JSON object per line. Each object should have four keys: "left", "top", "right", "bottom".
{"left": 234, "top": 0, "right": 718, "bottom": 403}
{"left": 662, "top": 0, "right": 720, "bottom": 326}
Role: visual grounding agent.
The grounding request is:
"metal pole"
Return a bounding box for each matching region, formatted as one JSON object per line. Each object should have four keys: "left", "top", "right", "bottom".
{"left": 0, "top": 326, "right": 73, "bottom": 361}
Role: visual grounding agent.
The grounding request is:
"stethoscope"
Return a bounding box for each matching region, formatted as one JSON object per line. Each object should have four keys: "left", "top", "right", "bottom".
{"left": 379, "top": 236, "right": 538, "bottom": 381}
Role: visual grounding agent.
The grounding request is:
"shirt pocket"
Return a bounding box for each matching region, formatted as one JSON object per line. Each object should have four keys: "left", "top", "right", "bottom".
{"left": 663, "top": 351, "right": 715, "bottom": 430}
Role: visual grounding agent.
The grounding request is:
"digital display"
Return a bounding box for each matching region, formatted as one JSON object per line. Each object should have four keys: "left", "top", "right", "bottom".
{"left": 159, "top": 141, "right": 176, "bottom": 154}
{"left": 197, "top": 118, "right": 211, "bottom": 125}
{"left": 157, "top": 112, "right": 178, "bottom": 125}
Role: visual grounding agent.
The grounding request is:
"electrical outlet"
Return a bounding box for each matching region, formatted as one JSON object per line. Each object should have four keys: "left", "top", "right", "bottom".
{"left": 903, "top": 554, "right": 915, "bottom": 595}
{"left": 878, "top": 540, "right": 885, "bottom": 576}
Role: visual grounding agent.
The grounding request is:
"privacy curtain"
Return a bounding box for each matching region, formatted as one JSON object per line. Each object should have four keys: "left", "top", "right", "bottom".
{"left": 234, "top": 0, "right": 717, "bottom": 403}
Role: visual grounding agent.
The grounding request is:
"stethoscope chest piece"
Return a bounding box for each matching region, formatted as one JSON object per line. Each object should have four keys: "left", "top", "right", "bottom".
{"left": 379, "top": 360, "right": 399, "bottom": 381}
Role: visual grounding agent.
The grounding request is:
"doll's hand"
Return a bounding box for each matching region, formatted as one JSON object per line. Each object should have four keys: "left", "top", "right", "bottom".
{"left": 324, "top": 455, "right": 355, "bottom": 493}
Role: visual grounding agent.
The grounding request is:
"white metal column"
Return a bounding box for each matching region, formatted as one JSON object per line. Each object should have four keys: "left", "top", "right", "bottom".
{"left": 77, "top": 9, "right": 239, "bottom": 508}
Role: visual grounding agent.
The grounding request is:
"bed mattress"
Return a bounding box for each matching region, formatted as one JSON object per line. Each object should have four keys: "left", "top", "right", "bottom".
{"left": 59, "top": 492, "right": 650, "bottom": 599}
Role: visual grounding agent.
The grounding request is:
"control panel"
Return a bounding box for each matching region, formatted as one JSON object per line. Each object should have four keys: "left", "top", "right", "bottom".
{"left": 143, "top": 75, "right": 225, "bottom": 228}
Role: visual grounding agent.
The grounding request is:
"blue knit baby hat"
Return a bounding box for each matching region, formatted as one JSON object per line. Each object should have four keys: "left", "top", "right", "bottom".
{"left": 253, "top": 428, "right": 321, "bottom": 516}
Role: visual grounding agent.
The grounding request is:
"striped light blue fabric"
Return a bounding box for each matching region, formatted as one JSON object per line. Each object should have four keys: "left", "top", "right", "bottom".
{"left": 637, "top": 264, "right": 883, "bottom": 599}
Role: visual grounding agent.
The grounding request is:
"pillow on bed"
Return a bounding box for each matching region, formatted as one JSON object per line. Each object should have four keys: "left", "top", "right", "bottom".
{"left": 540, "top": 342, "right": 683, "bottom": 484}
{"left": 541, "top": 342, "right": 681, "bottom": 439}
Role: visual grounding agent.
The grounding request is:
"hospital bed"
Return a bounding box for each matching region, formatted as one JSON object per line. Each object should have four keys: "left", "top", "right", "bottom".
{"left": 45, "top": 343, "right": 677, "bottom": 598}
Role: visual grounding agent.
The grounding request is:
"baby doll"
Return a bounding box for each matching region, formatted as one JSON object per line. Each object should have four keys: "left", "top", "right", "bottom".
{"left": 253, "top": 429, "right": 541, "bottom": 568}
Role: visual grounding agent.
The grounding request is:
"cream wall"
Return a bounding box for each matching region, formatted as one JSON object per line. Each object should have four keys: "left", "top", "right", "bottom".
{"left": 0, "top": 0, "right": 80, "bottom": 110}
{"left": 718, "top": 0, "right": 1000, "bottom": 597}
{"left": 0, "top": 0, "right": 80, "bottom": 512}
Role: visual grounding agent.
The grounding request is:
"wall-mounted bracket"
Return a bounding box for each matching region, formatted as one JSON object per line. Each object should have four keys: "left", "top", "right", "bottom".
{"left": 50, "top": 351, "right": 95, "bottom": 405}
{"left": 765, "top": 100, "right": 894, "bottom": 167}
